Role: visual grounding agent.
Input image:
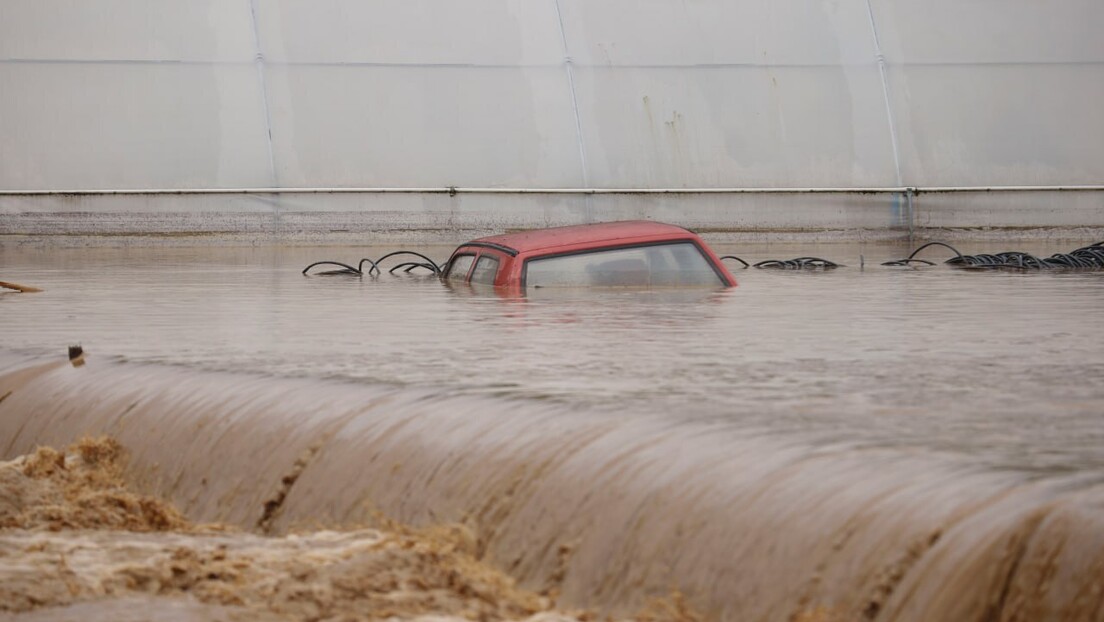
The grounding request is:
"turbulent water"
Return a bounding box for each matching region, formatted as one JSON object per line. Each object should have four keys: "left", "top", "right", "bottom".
{"left": 2, "top": 240, "right": 1104, "bottom": 620}
{"left": 0, "top": 438, "right": 607, "bottom": 622}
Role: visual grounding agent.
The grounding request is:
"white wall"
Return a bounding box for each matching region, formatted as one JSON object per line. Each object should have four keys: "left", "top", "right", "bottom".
{"left": 2, "top": 0, "right": 1102, "bottom": 192}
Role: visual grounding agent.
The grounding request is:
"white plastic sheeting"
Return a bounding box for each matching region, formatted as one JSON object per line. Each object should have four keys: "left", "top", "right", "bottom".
{"left": 2, "top": 0, "right": 1102, "bottom": 192}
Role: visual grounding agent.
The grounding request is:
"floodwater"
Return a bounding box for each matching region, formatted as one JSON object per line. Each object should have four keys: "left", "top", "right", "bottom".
{"left": 4, "top": 242, "right": 1104, "bottom": 471}
{"left": 2, "top": 240, "right": 1104, "bottom": 620}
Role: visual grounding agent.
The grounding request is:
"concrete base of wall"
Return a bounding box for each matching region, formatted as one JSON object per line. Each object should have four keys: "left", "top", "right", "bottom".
{"left": 3, "top": 190, "right": 1102, "bottom": 246}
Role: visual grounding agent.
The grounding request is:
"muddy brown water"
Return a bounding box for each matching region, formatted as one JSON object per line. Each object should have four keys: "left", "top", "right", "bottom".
{"left": 2, "top": 241, "right": 1104, "bottom": 620}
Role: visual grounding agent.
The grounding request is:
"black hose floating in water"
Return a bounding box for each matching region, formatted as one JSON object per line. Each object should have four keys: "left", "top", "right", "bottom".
{"left": 357, "top": 257, "right": 380, "bottom": 275}
{"left": 300, "top": 261, "right": 362, "bottom": 276}
{"left": 881, "top": 241, "right": 965, "bottom": 267}
{"left": 719, "top": 255, "right": 750, "bottom": 269}
{"left": 303, "top": 252, "right": 444, "bottom": 277}
{"left": 369, "top": 251, "right": 443, "bottom": 275}
{"left": 388, "top": 262, "right": 439, "bottom": 274}
{"left": 883, "top": 241, "right": 1104, "bottom": 270}
{"left": 753, "top": 257, "right": 841, "bottom": 270}
{"left": 720, "top": 254, "right": 840, "bottom": 270}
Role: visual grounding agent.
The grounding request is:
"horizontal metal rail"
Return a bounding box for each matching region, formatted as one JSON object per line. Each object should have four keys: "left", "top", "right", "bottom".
{"left": 2, "top": 185, "right": 1103, "bottom": 196}
{"left": 6, "top": 58, "right": 1104, "bottom": 70}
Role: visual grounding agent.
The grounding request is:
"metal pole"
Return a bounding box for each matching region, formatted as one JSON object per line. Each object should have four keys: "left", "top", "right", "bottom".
{"left": 2, "top": 186, "right": 1103, "bottom": 196}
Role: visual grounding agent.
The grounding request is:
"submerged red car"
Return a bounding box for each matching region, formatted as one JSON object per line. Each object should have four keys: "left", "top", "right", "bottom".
{"left": 444, "top": 220, "right": 737, "bottom": 289}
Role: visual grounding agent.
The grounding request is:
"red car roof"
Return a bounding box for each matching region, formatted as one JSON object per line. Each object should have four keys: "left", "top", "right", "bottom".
{"left": 469, "top": 220, "right": 698, "bottom": 255}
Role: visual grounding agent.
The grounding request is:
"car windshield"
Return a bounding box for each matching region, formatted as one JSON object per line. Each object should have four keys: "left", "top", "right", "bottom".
{"left": 525, "top": 242, "right": 723, "bottom": 288}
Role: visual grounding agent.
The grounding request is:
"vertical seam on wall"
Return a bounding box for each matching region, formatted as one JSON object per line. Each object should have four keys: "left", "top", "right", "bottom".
{"left": 864, "top": 0, "right": 902, "bottom": 187}
{"left": 552, "top": 0, "right": 590, "bottom": 189}
{"left": 248, "top": 0, "right": 278, "bottom": 190}
{"left": 864, "top": 0, "right": 909, "bottom": 234}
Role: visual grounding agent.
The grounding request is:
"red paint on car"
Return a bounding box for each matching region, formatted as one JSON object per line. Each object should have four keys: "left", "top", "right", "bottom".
{"left": 444, "top": 221, "right": 737, "bottom": 290}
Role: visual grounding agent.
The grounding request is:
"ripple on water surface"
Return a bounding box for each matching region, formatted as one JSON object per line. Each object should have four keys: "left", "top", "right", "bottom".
{"left": 2, "top": 242, "right": 1103, "bottom": 474}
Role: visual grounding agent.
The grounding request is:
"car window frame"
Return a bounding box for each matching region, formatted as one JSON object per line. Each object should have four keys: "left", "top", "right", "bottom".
{"left": 444, "top": 253, "right": 477, "bottom": 282}
{"left": 469, "top": 254, "right": 501, "bottom": 285}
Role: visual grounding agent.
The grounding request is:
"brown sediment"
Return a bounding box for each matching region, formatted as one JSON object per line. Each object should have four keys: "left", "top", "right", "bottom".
{"left": 0, "top": 525, "right": 558, "bottom": 620}
{"left": 860, "top": 528, "right": 944, "bottom": 620}
{"left": 0, "top": 438, "right": 700, "bottom": 622}
{"left": 0, "top": 441, "right": 465, "bottom": 616}
{"left": 256, "top": 441, "right": 324, "bottom": 535}
{"left": 0, "top": 437, "right": 188, "bottom": 532}
{"left": 790, "top": 607, "right": 850, "bottom": 622}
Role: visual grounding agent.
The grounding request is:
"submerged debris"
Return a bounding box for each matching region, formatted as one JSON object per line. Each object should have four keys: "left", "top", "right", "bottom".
{"left": 0, "top": 280, "right": 43, "bottom": 293}
{"left": 884, "top": 240, "right": 1104, "bottom": 269}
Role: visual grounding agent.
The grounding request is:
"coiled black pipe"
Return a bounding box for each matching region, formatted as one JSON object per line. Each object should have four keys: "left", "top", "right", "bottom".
{"left": 357, "top": 257, "right": 380, "bottom": 274}
{"left": 753, "top": 257, "right": 841, "bottom": 270}
{"left": 369, "top": 251, "right": 443, "bottom": 275}
{"left": 720, "top": 255, "right": 840, "bottom": 270}
{"left": 303, "top": 251, "right": 443, "bottom": 277}
{"left": 300, "top": 261, "right": 362, "bottom": 276}
{"left": 388, "top": 262, "right": 439, "bottom": 274}
{"left": 881, "top": 241, "right": 964, "bottom": 267}
{"left": 884, "top": 241, "right": 1104, "bottom": 270}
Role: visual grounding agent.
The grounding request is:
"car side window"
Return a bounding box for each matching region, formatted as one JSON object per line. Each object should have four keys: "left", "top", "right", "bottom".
{"left": 470, "top": 256, "right": 500, "bottom": 285}
{"left": 446, "top": 254, "right": 475, "bottom": 281}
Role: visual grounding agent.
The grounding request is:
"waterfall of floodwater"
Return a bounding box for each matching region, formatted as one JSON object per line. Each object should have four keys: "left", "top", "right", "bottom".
{"left": 2, "top": 354, "right": 1102, "bottom": 621}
